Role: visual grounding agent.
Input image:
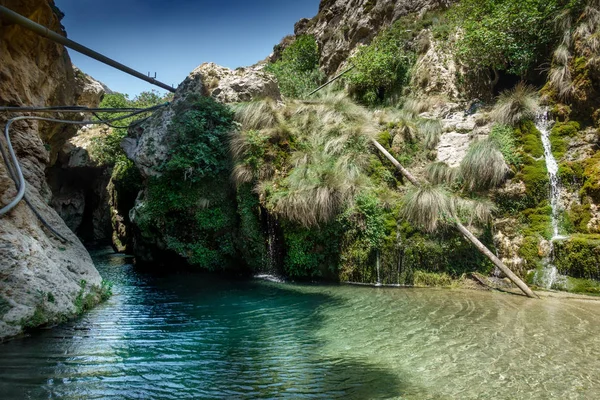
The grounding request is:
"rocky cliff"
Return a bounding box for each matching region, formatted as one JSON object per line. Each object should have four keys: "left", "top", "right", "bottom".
{"left": 0, "top": 0, "right": 104, "bottom": 341}
{"left": 279, "top": 0, "right": 454, "bottom": 76}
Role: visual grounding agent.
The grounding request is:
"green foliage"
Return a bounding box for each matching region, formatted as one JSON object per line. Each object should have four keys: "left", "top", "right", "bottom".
{"left": 346, "top": 15, "right": 418, "bottom": 105}
{"left": 74, "top": 280, "right": 97, "bottom": 315}
{"left": 282, "top": 221, "right": 341, "bottom": 278}
{"left": 564, "top": 276, "right": 600, "bottom": 295}
{"left": 265, "top": 35, "right": 324, "bottom": 98}
{"left": 89, "top": 91, "right": 170, "bottom": 165}
{"left": 162, "top": 96, "right": 234, "bottom": 182}
{"left": 398, "top": 225, "right": 495, "bottom": 279}
{"left": 449, "top": 0, "right": 564, "bottom": 76}
{"left": 235, "top": 185, "right": 268, "bottom": 271}
{"left": 139, "top": 175, "right": 238, "bottom": 270}
{"left": 338, "top": 192, "right": 387, "bottom": 281}
{"left": 413, "top": 271, "right": 453, "bottom": 287}
{"left": 137, "top": 96, "right": 238, "bottom": 270}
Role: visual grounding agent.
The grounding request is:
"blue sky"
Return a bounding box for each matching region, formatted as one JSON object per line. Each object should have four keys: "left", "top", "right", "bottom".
{"left": 54, "top": 0, "right": 320, "bottom": 97}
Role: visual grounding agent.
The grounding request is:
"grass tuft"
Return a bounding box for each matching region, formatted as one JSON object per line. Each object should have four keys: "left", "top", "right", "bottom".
{"left": 460, "top": 139, "right": 509, "bottom": 191}
{"left": 491, "top": 83, "right": 540, "bottom": 126}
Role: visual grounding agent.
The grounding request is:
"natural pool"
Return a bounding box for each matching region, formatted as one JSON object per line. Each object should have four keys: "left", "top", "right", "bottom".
{"left": 1, "top": 249, "right": 600, "bottom": 399}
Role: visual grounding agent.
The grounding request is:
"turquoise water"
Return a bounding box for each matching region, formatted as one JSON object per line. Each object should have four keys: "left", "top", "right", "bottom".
{"left": 1, "top": 249, "right": 600, "bottom": 399}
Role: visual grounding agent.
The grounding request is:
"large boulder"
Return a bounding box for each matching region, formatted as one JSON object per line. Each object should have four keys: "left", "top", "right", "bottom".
{"left": 130, "top": 62, "right": 280, "bottom": 178}
{"left": 0, "top": 0, "right": 103, "bottom": 341}
{"left": 178, "top": 62, "right": 281, "bottom": 104}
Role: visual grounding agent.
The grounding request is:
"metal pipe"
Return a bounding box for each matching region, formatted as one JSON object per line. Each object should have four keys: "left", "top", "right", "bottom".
{"left": 0, "top": 6, "right": 176, "bottom": 93}
{"left": 308, "top": 65, "right": 355, "bottom": 96}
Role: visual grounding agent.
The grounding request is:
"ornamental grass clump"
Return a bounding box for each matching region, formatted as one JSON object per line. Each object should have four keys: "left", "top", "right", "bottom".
{"left": 426, "top": 162, "right": 459, "bottom": 185}
{"left": 460, "top": 138, "right": 509, "bottom": 191}
{"left": 231, "top": 93, "right": 376, "bottom": 227}
{"left": 491, "top": 83, "right": 540, "bottom": 126}
{"left": 400, "top": 185, "right": 455, "bottom": 233}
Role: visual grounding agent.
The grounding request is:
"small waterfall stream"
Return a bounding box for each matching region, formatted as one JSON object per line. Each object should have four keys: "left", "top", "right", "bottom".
{"left": 535, "top": 109, "right": 567, "bottom": 289}
{"left": 538, "top": 110, "right": 562, "bottom": 239}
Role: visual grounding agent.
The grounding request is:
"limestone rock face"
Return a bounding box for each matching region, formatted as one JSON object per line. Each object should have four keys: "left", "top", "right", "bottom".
{"left": 290, "top": 0, "right": 455, "bottom": 76}
{"left": 130, "top": 62, "right": 278, "bottom": 179}
{"left": 72, "top": 66, "right": 107, "bottom": 109}
{"left": 435, "top": 110, "right": 489, "bottom": 167}
{"left": 178, "top": 62, "right": 281, "bottom": 104}
{"left": 0, "top": 0, "right": 102, "bottom": 341}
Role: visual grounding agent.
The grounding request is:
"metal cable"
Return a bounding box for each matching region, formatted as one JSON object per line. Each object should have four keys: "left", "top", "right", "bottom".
{"left": 0, "top": 103, "right": 169, "bottom": 113}
{"left": 0, "top": 104, "right": 167, "bottom": 241}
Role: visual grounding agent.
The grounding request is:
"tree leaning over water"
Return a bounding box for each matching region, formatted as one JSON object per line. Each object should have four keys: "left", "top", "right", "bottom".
{"left": 371, "top": 132, "right": 537, "bottom": 298}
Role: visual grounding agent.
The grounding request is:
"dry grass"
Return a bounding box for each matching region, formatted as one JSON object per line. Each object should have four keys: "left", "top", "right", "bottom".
{"left": 491, "top": 83, "right": 540, "bottom": 126}
{"left": 460, "top": 138, "right": 508, "bottom": 191}
{"left": 231, "top": 93, "right": 377, "bottom": 227}
{"left": 426, "top": 162, "right": 459, "bottom": 185}
{"left": 418, "top": 118, "right": 443, "bottom": 149}
{"left": 454, "top": 197, "right": 497, "bottom": 226}
{"left": 400, "top": 185, "right": 455, "bottom": 233}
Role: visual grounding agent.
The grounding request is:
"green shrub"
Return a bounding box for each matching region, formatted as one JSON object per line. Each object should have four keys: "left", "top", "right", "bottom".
{"left": 413, "top": 271, "right": 453, "bottom": 287}
{"left": 162, "top": 96, "right": 234, "bottom": 182}
{"left": 137, "top": 96, "right": 238, "bottom": 270}
{"left": 265, "top": 35, "right": 324, "bottom": 98}
{"left": 449, "top": 0, "right": 564, "bottom": 76}
{"left": 90, "top": 91, "right": 170, "bottom": 165}
{"left": 345, "top": 17, "right": 416, "bottom": 105}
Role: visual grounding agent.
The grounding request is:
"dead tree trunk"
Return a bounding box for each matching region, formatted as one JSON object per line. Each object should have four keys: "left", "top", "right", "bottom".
{"left": 371, "top": 139, "right": 537, "bottom": 298}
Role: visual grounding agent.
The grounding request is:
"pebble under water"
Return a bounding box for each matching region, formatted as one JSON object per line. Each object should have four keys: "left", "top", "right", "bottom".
{"left": 1, "top": 249, "right": 600, "bottom": 399}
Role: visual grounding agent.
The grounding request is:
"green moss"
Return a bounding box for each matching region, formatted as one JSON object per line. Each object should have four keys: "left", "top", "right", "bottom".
{"left": 566, "top": 204, "right": 592, "bottom": 234}
{"left": 558, "top": 161, "right": 585, "bottom": 189}
{"left": 554, "top": 234, "right": 600, "bottom": 280}
{"left": 519, "top": 160, "right": 550, "bottom": 207}
{"left": 579, "top": 151, "right": 600, "bottom": 202}
{"left": 516, "top": 121, "right": 543, "bottom": 158}
{"left": 521, "top": 205, "right": 553, "bottom": 239}
{"left": 552, "top": 120, "right": 580, "bottom": 137}
{"left": 519, "top": 235, "right": 543, "bottom": 268}
{"left": 548, "top": 121, "right": 579, "bottom": 160}
{"left": 565, "top": 276, "right": 600, "bottom": 295}
{"left": 413, "top": 271, "right": 453, "bottom": 287}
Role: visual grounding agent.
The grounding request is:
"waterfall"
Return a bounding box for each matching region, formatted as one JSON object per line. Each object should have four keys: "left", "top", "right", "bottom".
{"left": 534, "top": 109, "right": 567, "bottom": 289}
{"left": 255, "top": 213, "right": 285, "bottom": 283}
{"left": 537, "top": 109, "right": 563, "bottom": 239}
{"left": 375, "top": 250, "right": 382, "bottom": 287}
